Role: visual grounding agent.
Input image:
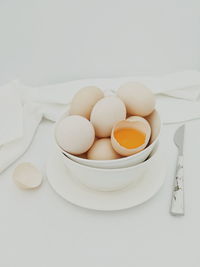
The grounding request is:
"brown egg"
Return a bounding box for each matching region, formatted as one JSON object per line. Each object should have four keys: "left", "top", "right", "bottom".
{"left": 69, "top": 86, "right": 104, "bottom": 119}
{"left": 90, "top": 96, "right": 126, "bottom": 138}
{"left": 55, "top": 115, "right": 95, "bottom": 155}
{"left": 145, "top": 109, "right": 161, "bottom": 144}
{"left": 117, "top": 82, "right": 155, "bottom": 116}
{"left": 87, "top": 138, "right": 121, "bottom": 160}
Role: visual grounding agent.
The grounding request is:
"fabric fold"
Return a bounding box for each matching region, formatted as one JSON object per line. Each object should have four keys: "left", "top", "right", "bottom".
{"left": 0, "top": 103, "right": 43, "bottom": 173}
{"left": 0, "top": 81, "right": 23, "bottom": 146}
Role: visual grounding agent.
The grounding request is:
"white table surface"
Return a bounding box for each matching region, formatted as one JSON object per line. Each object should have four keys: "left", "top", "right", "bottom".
{"left": 0, "top": 118, "right": 200, "bottom": 267}
{"left": 1, "top": 1, "right": 200, "bottom": 265}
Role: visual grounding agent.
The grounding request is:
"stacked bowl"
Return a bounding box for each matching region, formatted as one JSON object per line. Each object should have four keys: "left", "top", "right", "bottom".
{"left": 54, "top": 83, "right": 161, "bottom": 191}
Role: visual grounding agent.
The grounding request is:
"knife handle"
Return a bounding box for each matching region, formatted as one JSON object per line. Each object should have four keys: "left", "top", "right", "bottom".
{"left": 170, "top": 155, "right": 184, "bottom": 216}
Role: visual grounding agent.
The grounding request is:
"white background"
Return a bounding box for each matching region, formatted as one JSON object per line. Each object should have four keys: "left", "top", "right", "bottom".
{"left": 0, "top": 0, "right": 200, "bottom": 85}
{"left": 0, "top": 1, "right": 200, "bottom": 267}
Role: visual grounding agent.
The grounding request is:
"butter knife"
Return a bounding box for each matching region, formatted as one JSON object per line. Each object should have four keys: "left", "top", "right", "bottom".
{"left": 170, "top": 125, "right": 185, "bottom": 216}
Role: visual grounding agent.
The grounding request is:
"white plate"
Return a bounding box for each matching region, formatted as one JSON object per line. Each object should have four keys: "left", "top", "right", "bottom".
{"left": 46, "top": 150, "right": 166, "bottom": 211}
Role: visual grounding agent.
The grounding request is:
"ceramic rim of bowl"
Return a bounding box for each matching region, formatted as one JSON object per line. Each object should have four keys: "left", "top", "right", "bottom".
{"left": 60, "top": 142, "right": 160, "bottom": 172}
{"left": 54, "top": 109, "right": 162, "bottom": 164}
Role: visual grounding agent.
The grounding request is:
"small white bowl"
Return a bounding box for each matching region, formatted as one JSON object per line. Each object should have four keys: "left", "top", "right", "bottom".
{"left": 60, "top": 143, "right": 160, "bottom": 191}
{"left": 55, "top": 110, "right": 161, "bottom": 169}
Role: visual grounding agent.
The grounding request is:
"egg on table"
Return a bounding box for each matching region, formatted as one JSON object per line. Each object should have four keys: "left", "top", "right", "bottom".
{"left": 55, "top": 115, "right": 95, "bottom": 155}
{"left": 69, "top": 86, "right": 104, "bottom": 119}
{"left": 111, "top": 116, "right": 151, "bottom": 156}
{"left": 117, "top": 82, "right": 155, "bottom": 116}
{"left": 90, "top": 96, "right": 126, "bottom": 138}
{"left": 87, "top": 138, "right": 121, "bottom": 160}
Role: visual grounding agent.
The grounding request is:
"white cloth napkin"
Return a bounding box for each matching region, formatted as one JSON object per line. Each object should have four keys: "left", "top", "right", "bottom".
{"left": 1, "top": 70, "right": 200, "bottom": 173}
{"left": 0, "top": 81, "right": 23, "bottom": 146}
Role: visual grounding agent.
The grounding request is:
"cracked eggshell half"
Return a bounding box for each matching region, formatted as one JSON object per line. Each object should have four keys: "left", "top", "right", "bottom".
{"left": 13, "top": 162, "right": 43, "bottom": 189}
{"left": 111, "top": 116, "right": 151, "bottom": 156}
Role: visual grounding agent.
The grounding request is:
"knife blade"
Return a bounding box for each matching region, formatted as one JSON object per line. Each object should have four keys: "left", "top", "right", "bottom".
{"left": 173, "top": 125, "right": 185, "bottom": 156}
{"left": 170, "top": 125, "right": 185, "bottom": 216}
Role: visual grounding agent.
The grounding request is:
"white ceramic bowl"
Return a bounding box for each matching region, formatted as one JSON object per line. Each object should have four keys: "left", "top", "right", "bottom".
{"left": 60, "top": 142, "right": 160, "bottom": 191}
{"left": 55, "top": 110, "right": 161, "bottom": 169}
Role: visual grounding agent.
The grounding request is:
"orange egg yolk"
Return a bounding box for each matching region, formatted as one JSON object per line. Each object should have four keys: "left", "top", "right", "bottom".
{"left": 114, "top": 128, "right": 146, "bottom": 149}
